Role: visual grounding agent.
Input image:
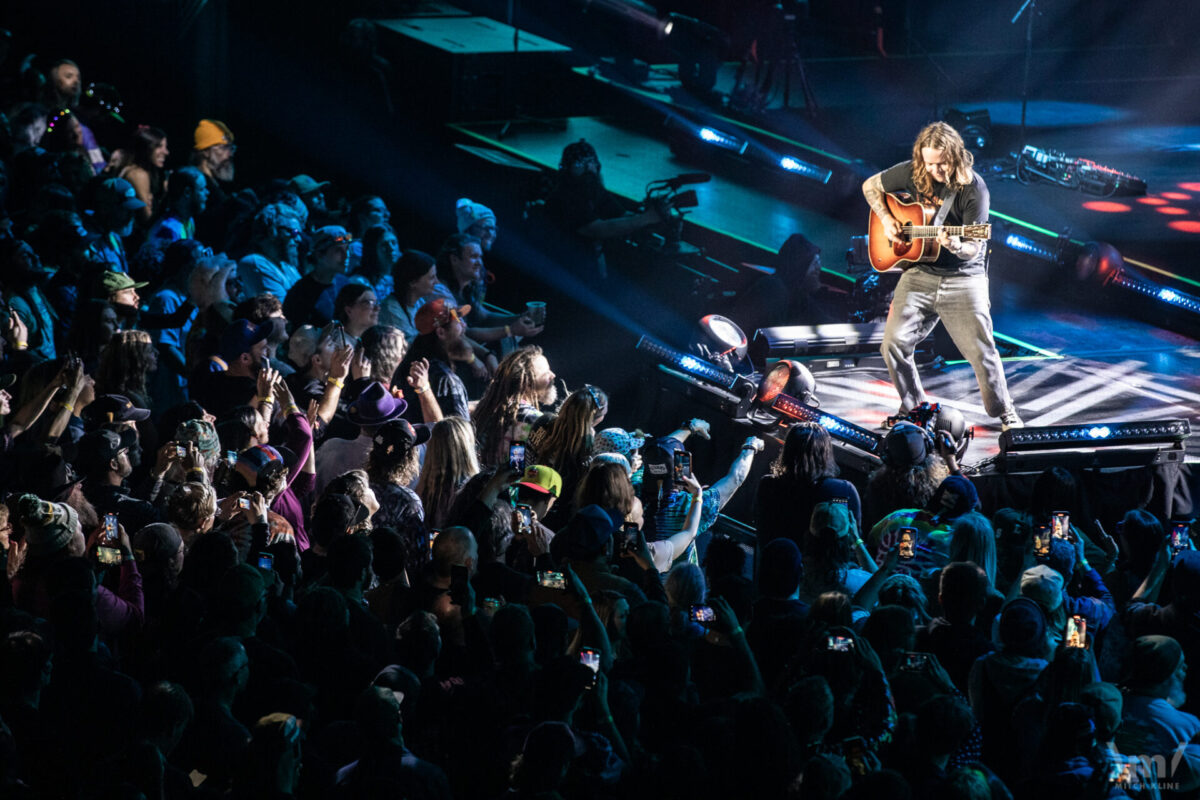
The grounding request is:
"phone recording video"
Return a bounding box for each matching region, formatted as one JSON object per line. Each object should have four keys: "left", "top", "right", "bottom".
{"left": 515, "top": 504, "right": 534, "bottom": 535}
{"left": 673, "top": 450, "right": 692, "bottom": 482}
{"left": 1171, "top": 522, "right": 1192, "bottom": 555}
{"left": 176, "top": 445, "right": 187, "bottom": 458}
{"left": 98, "top": 513, "right": 122, "bottom": 565}
{"left": 898, "top": 528, "right": 916, "bottom": 560}
{"left": 579, "top": 647, "right": 601, "bottom": 673}
{"left": 1052, "top": 511, "right": 1072, "bottom": 541}
{"left": 901, "top": 652, "right": 929, "bottom": 671}
{"left": 508, "top": 443, "right": 526, "bottom": 473}
{"left": 1034, "top": 525, "right": 1053, "bottom": 558}
{"left": 1066, "top": 614, "right": 1088, "bottom": 648}
{"left": 537, "top": 571, "right": 566, "bottom": 590}
{"left": 238, "top": 496, "right": 252, "bottom": 510}
{"left": 226, "top": 449, "right": 238, "bottom": 465}
{"left": 689, "top": 605, "right": 715, "bottom": 626}
{"left": 827, "top": 634, "right": 855, "bottom": 652}
{"left": 257, "top": 552, "right": 275, "bottom": 571}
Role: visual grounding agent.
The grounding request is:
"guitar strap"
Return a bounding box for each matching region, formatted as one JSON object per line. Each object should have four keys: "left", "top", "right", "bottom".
{"left": 932, "top": 189, "right": 957, "bottom": 227}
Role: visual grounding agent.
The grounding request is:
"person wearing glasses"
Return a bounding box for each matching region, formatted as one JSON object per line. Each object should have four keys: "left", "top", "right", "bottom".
{"left": 284, "top": 226, "right": 357, "bottom": 328}
{"left": 334, "top": 284, "right": 381, "bottom": 343}
{"left": 237, "top": 203, "right": 304, "bottom": 303}
{"left": 191, "top": 118, "right": 237, "bottom": 243}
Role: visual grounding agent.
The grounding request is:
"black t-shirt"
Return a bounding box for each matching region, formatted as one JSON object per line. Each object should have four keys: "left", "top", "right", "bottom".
{"left": 879, "top": 160, "right": 990, "bottom": 276}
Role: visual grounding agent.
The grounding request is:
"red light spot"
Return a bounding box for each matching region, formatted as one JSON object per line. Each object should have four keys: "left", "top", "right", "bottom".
{"left": 1168, "top": 220, "right": 1200, "bottom": 233}
{"left": 1138, "top": 197, "right": 1168, "bottom": 205}
{"left": 1179, "top": 182, "right": 1200, "bottom": 192}
{"left": 1082, "top": 201, "right": 1132, "bottom": 213}
{"left": 1161, "top": 192, "right": 1191, "bottom": 200}
{"left": 1157, "top": 207, "right": 1188, "bottom": 215}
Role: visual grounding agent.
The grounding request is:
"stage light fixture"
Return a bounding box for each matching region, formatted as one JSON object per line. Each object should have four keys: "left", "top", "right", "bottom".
{"left": 1003, "top": 232, "right": 1057, "bottom": 261}
{"left": 778, "top": 155, "right": 833, "bottom": 184}
{"left": 698, "top": 314, "right": 747, "bottom": 361}
{"left": 698, "top": 127, "right": 744, "bottom": 152}
{"left": 635, "top": 335, "right": 739, "bottom": 390}
{"left": 945, "top": 108, "right": 992, "bottom": 152}
{"left": 1000, "top": 419, "right": 1190, "bottom": 452}
{"left": 757, "top": 360, "right": 817, "bottom": 406}
{"left": 769, "top": 393, "right": 884, "bottom": 456}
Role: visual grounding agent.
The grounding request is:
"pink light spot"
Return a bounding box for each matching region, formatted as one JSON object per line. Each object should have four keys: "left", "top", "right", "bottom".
{"left": 1179, "top": 182, "right": 1200, "bottom": 192}
{"left": 1082, "top": 201, "right": 1132, "bottom": 213}
{"left": 1138, "top": 197, "right": 1168, "bottom": 205}
{"left": 1168, "top": 220, "right": 1200, "bottom": 233}
{"left": 1161, "top": 192, "right": 1191, "bottom": 200}
{"left": 1157, "top": 207, "right": 1188, "bottom": 215}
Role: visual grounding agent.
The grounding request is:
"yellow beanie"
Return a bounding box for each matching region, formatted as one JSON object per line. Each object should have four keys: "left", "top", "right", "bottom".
{"left": 193, "top": 118, "right": 234, "bottom": 151}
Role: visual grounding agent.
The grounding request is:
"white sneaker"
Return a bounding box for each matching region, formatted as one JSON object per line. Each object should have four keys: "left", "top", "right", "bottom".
{"left": 1000, "top": 409, "right": 1024, "bottom": 432}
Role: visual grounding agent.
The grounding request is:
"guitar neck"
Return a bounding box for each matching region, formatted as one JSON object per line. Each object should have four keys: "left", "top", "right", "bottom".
{"left": 907, "top": 225, "right": 971, "bottom": 238}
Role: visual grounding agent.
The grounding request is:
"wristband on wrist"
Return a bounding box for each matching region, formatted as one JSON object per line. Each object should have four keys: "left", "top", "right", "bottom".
{"left": 327, "top": 376, "right": 345, "bottom": 389}
{"left": 462, "top": 352, "right": 477, "bottom": 365}
{"left": 60, "top": 401, "right": 74, "bottom": 413}
{"left": 15, "top": 341, "right": 28, "bottom": 349}
{"left": 285, "top": 404, "right": 300, "bottom": 416}
{"left": 256, "top": 396, "right": 273, "bottom": 405}
{"left": 729, "top": 626, "right": 744, "bottom": 637}
{"left": 414, "top": 386, "right": 428, "bottom": 394}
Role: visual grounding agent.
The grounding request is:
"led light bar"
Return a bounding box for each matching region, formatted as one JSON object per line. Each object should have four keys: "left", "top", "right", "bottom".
{"left": 698, "top": 127, "right": 746, "bottom": 154}
{"left": 635, "top": 335, "right": 739, "bottom": 391}
{"left": 1109, "top": 272, "right": 1200, "bottom": 314}
{"left": 1000, "top": 419, "right": 1191, "bottom": 452}
{"left": 778, "top": 155, "right": 833, "bottom": 184}
{"left": 770, "top": 393, "right": 884, "bottom": 455}
{"left": 1003, "top": 233, "right": 1056, "bottom": 262}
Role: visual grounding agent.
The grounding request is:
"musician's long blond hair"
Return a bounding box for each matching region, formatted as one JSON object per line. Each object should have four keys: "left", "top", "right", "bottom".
{"left": 910, "top": 122, "right": 974, "bottom": 199}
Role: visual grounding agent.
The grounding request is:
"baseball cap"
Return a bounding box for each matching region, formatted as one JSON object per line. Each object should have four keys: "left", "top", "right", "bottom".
{"left": 219, "top": 319, "right": 272, "bottom": 361}
{"left": 1020, "top": 564, "right": 1065, "bottom": 613}
{"left": 414, "top": 298, "right": 471, "bottom": 336}
{"left": 561, "top": 504, "right": 623, "bottom": 560}
{"left": 884, "top": 422, "right": 930, "bottom": 467}
{"left": 810, "top": 501, "right": 855, "bottom": 539}
{"left": 236, "top": 444, "right": 297, "bottom": 480}
{"left": 99, "top": 270, "right": 149, "bottom": 297}
{"left": 592, "top": 427, "right": 646, "bottom": 459}
{"left": 288, "top": 174, "right": 330, "bottom": 196}
{"left": 77, "top": 427, "right": 138, "bottom": 473}
{"left": 85, "top": 394, "right": 151, "bottom": 425}
{"left": 95, "top": 177, "right": 146, "bottom": 211}
{"left": 311, "top": 225, "right": 352, "bottom": 253}
{"left": 372, "top": 418, "right": 431, "bottom": 450}
{"left": 517, "top": 465, "right": 563, "bottom": 498}
{"left": 194, "top": 118, "right": 234, "bottom": 150}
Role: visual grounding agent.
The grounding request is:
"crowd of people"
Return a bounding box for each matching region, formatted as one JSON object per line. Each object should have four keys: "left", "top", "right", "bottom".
{"left": 1, "top": 51, "right": 1199, "bottom": 800}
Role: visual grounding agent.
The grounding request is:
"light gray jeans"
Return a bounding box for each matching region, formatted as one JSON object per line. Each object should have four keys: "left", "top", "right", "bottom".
{"left": 880, "top": 268, "right": 1014, "bottom": 418}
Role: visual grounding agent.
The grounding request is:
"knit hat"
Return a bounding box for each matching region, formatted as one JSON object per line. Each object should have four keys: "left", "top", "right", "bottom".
{"left": 193, "top": 119, "right": 234, "bottom": 151}
{"left": 1020, "top": 564, "right": 1065, "bottom": 613}
{"left": 16, "top": 494, "right": 79, "bottom": 557}
{"left": 176, "top": 419, "right": 221, "bottom": 458}
{"left": 1125, "top": 635, "right": 1185, "bottom": 691}
{"left": 1045, "top": 537, "right": 1076, "bottom": 580}
{"left": 930, "top": 475, "right": 980, "bottom": 520}
{"left": 393, "top": 250, "right": 436, "bottom": 286}
{"left": 998, "top": 597, "right": 1048, "bottom": 653}
{"left": 455, "top": 197, "right": 496, "bottom": 233}
{"left": 810, "top": 501, "right": 855, "bottom": 539}
{"left": 132, "top": 523, "right": 183, "bottom": 565}
{"left": 760, "top": 538, "right": 804, "bottom": 598}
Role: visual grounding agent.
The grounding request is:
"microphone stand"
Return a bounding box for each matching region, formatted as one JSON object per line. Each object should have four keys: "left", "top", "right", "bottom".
{"left": 1011, "top": 0, "right": 1038, "bottom": 146}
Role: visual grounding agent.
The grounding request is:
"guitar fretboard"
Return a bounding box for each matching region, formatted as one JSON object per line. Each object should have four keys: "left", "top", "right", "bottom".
{"left": 907, "top": 226, "right": 971, "bottom": 237}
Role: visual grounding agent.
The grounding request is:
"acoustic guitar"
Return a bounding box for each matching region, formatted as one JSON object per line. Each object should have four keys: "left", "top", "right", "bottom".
{"left": 867, "top": 192, "right": 991, "bottom": 272}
